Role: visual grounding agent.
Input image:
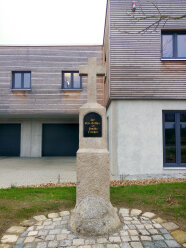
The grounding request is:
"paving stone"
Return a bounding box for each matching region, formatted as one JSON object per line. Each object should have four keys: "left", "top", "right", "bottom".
{"left": 153, "top": 240, "right": 168, "bottom": 247}
{"left": 6, "top": 226, "right": 26, "bottom": 234}
{"left": 163, "top": 234, "right": 173, "bottom": 240}
{"left": 33, "top": 216, "right": 47, "bottom": 222}
{"left": 142, "top": 212, "right": 156, "bottom": 219}
{"left": 128, "top": 225, "right": 136, "bottom": 229}
{"left": 24, "top": 237, "right": 35, "bottom": 243}
{"left": 97, "top": 238, "right": 107, "bottom": 244}
{"left": 136, "top": 225, "right": 144, "bottom": 229}
{"left": 162, "top": 222, "right": 179, "bottom": 231}
{"left": 20, "top": 220, "right": 36, "bottom": 227}
{"left": 61, "top": 229, "right": 70, "bottom": 234}
{"left": 144, "top": 224, "right": 153, "bottom": 229}
{"left": 43, "top": 221, "right": 52, "bottom": 226}
{"left": 48, "top": 240, "right": 58, "bottom": 248}
{"left": 56, "top": 234, "right": 67, "bottom": 240}
{"left": 139, "top": 230, "right": 150, "bottom": 236}
{"left": 38, "top": 230, "right": 48, "bottom": 236}
{"left": 28, "top": 231, "right": 38, "bottom": 236}
{"left": 107, "top": 245, "right": 120, "bottom": 248}
{"left": 48, "top": 213, "right": 59, "bottom": 219}
{"left": 130, "top": 242, "right": 143, "bottom": 248}
{"left": 128, "top": 230, "right": 138, "bottom": 236}
{"left": 73, "top": 239, "right": 84, "bottom": 246}
{"left": 153, "top": 224, "right": 162, "bottom": 229}
{"left": 119, "top": 208, "right": 129, "bottom": 215}
{"left": 24, "top": 243, "right": 35, "bottom": 248}
{"left": 59, "top": 240, "right": 72, "bottom": 247}
{"left": 120, "top": 231, "right": 128, "bottom": 236}
{"left": 159, "top": 229, "right": 169, "bottom": 234}
{"left": 140, "top": 236, "right": 152, "bottom": 241}
{"left": 123, "top": 217, "right": 132, "bottom": 221}
{"left": 142, "top": 241, "right": 156, "bottom": 248}
{"left": 153, "top": 218, "right": 166, "bottom": 224}
{"left": 171, "top": 229, "right": 186, "bottom": 244}
{"left": 148, "top": 229, "right": 159, "bottom": 235}
{"left": 45, "top": 235, "right": 55, "bottom": 241}
{"left": 165, "top": 239, "right": 181, "bottom": 247}
{"left": 121, "top": 244, "right": 131, "bottom": 248}
{"left": 152, "top": 235, "right": 164, "bottom": 241}
{"left": 16, "top": 238, "right": 25, "bottom": 245}
{"left": 79, "top": 246, "right": 92, "bottom": 248}
{"left": 13, "top": 245, "right": 24, "bottom": 248}
{"left": 131, "top": 236, "right": 139, "bottom": 241}
{"left": 59, "top": 211, "right": 70, "bottom": 217}
{"left": 0, "top": 245, "right": 11, "bottom": 248}
{"left": 20, "top": 232, "right": 28, "bottom": 237}
{"left": 1, "top": 235, "right": 19, "bottom": 244}
{"left": 109, "top": 237, "right": 121, "bottom": 243}
{"left": 121, "top": 236, "right": 131, "bottom": 242}
{"left": 130, "top": 209, "right": 142, "bottom": 216}
{"left": 36, "top": 242, "right": 47, "bottom": 248}
{"left": 49, "top": 229, "right": 60, "bottom": 235}
{"left": 85, "top": 239, "right": 96, "bottom": 245}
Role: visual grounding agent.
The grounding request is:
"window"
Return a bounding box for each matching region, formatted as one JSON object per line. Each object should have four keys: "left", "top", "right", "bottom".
{"left": 12, "top": 72, "right": 31, "bottom": 89}
{"left": 163, "top": 111, "right": 186, "bottom": 167}
{"left": 62, "top": 71, "right": 82, "bottom": 89}
{"left": 162, "top": 31, "right": 186, "bottom": 59}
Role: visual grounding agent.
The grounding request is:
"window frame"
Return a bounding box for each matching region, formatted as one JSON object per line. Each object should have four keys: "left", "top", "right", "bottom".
{"left": 161, "top": 30, "right": 186, "bottom": 60}
{"left": 12, "top": 71, "right": 31, "bottom": 90}
{"left": 62, "top": 71, "right": 82, "bottom": 90}
{"left": 163, "top": 111, "right": 186, "bottom": 168}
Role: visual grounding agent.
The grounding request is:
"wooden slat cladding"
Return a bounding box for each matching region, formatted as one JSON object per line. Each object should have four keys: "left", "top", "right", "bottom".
{"left": 0, "top": 46, "right": 104, "bottom": 115}
{"left": 109, "top": 0, "right": 186, "bottom": 99}
{"left": 103, "top": 0, "right": 110, "bottom": 106}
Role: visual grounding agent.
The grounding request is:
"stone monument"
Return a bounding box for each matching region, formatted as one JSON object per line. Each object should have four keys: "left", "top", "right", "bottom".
{"left": 70, "top": 57, "right": 121, "bottom": 236}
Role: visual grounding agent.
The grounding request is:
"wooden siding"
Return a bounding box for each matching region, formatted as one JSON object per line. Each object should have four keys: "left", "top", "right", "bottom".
{"left": 0, "top": 46, "right": 104, "bottom": 115}
{"left": 103, "top": 0, "right": 110, "bottom": 106}
{"left": 109, "top": 0, "right": 186, "bottom": 99}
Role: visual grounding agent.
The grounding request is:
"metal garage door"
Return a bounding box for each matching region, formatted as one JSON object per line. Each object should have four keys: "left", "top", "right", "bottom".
{"left": 0, "top": 124, "right": 21, "bottom": 156}
{"left": 42, "top": 124, "right": 79, "bottom": 156}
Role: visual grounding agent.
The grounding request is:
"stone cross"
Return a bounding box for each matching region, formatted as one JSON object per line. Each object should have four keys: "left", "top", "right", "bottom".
{"left": 70, "top": 57, "right": 121, "bottom": 236}
{"left": 79, "top": 57, "right": 106, "bottom": 103}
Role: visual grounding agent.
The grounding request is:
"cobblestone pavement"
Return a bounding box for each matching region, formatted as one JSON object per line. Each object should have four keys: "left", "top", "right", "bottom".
{"left": 1, "top": 209, "right": 185, "bottom": 248}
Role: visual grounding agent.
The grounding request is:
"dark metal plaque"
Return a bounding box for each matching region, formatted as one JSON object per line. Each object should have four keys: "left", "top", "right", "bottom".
{"left": 83, "top": 112, "right": 102, "bottom": 137}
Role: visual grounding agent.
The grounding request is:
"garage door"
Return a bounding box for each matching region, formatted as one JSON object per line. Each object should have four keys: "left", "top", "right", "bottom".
{"left": 42, "top": 124, "right": 79, "bottom": 156}
{"left": 0, "top": 124, "right": 21, "bottom": 156}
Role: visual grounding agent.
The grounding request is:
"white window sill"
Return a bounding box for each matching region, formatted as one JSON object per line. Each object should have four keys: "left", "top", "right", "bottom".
{"left": 161, "top": 58, "right": 186, "bottom": 61}
{"left": 11, "top": 89, "right": 31, "bottom": 91}
{"left": 163, "top": 167, "right": 186, "bottom": 170}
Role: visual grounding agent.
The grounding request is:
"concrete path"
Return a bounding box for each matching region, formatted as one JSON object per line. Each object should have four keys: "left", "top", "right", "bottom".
{"left": 0, "top": 157, "right": 76, "bottom": 188}
{"left": 1, "top": 208, "right": 185, "bottom": 248}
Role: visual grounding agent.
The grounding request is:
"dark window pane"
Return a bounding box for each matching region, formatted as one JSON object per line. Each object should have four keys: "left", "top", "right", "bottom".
{"left": 14, "top": 73, "right": 22, "bottom": 88}
{"left": 165, "top": 123, "right": 176, "bottom": 163}
{"left": 165, "top": 113, "right": 175, "bottom": 122}
{"left": 63, "top": 73, "right": 72, "bottom": 88}
{"left": 162, "top": 35, "right": 173, "bottom": 58}
{"left": 177, "top": 35, "right": 186, "bottom": 58}
{"left": 181, "top": 123, "right": 186, "bottom": 163}
{"left": 73, "top": 73, "right": 81, "bottom": 88}
{"left": 180, "top": 113, "right": 186, "bottom": 122}
{"left": 23, "top": 73, "right": 31, "bottom": 88}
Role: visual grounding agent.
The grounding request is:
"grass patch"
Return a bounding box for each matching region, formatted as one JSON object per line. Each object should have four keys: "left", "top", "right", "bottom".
{"left": 0, "top": 183, "right": 185, "bottom": 238}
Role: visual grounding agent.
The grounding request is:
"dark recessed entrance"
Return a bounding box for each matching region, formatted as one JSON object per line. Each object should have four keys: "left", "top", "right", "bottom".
{"left": 0, "top": 124, "right": 21, "bottom": 156}
{"left": 42, "top": 124, "right": 79, "bottom": 156}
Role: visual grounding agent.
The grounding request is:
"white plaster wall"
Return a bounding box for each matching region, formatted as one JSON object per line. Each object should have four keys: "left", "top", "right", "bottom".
{"left": 107, "top": 100, "right": 186, "bottom": 177}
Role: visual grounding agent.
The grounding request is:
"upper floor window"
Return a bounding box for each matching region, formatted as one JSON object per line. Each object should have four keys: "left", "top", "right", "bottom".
{"left": 12, "top": 72, "right": 31, "bottom": 90}
{"left": 162, "top": 31, "right": 186, "bottom": 59}
{"left": 62, "top": 71, "right": 82, "bottom": 89}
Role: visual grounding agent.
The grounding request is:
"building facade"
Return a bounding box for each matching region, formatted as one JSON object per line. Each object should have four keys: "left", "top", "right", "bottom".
{"left": 0, "top": 0, "right": 186, "bottom": 178}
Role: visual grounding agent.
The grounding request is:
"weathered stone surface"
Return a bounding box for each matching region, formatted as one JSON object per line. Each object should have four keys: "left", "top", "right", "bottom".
{"left": 1, "top": 235, "right": 18, "bottom": 244}
{"left": 70, "top": 195, "right": 121, "bottom": 236}
{"left": 20, "top": 220, "right": 36, "bottom": 227}
{"left": 48, "top": 213, "right": 59, "bottom": 219}
{"left": 0, "top": 244, "right": 11, "bottom": 248}
{"left": 165, "top": 239, "right": 181, "bottom": 247}
{"left": 33, "top": 215, "right": 47, "bottom": 222}
{"left": 142, "top": 212, "right": 156, "bottom": 219}
{"left": 183, "top": 243, "right": 186, "bottom": 247}
{"left": 153, "top": 217, "right": 166, "bottom": 224}
{"left": 162, "top": 222, "right": 179, "bottom": 231}
{"left": 59, "top": 211, "right": 70, "bottom": 217}
{"left": 130, "top": 209, "right": 142, "bottom": 216}
{"left": 130, "top": 242, "right": 143, "bottom": 248}
{"left": 171, "top": 230, "right": 186, "bottom": 244}
{"left": 6, "top": 226, "right": 26, "bottom": 234}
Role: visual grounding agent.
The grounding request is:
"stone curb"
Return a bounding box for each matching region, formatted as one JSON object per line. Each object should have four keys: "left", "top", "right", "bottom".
{"left": 0, "top": 209, "right": 185, "bottom": 247}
